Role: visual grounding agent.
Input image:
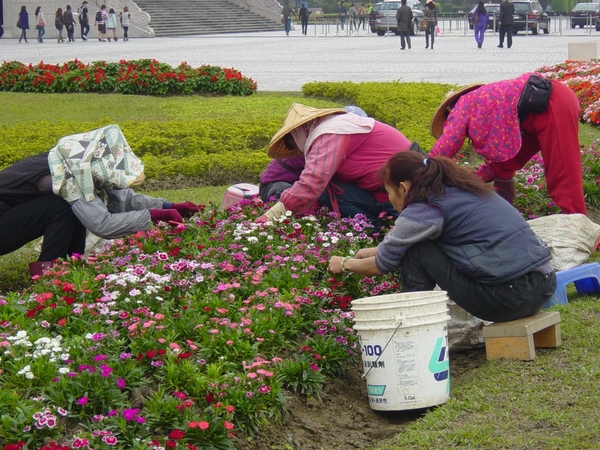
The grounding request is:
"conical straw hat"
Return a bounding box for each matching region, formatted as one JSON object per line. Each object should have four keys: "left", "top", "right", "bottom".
{"left": 430, "top": 84, "right": 484, "bottom": 139}
{"left": 267, "top": 103, "right": 347, "bottom": 158}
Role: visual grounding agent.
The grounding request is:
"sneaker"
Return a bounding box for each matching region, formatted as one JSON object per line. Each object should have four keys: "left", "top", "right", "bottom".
{"left": 497, "top": 45, "right": 503, "bottom": 48}
{"left": 82, "top": 35, "right": 88, "bottom": 41}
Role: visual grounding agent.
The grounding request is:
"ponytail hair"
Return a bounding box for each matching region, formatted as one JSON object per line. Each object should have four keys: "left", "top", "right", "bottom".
{"left": 379, "top": 152, "right": 493, "bottom": 206}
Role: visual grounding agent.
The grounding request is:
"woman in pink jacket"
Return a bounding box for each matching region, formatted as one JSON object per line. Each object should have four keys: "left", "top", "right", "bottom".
{"left": 429, "top": 73, "right": 586, "bottom": 215}
{"left": 256, "top": 103, "right": 412, "bottom": 228}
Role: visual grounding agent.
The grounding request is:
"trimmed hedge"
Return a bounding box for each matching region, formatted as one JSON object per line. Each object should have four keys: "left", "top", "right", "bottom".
{"left": 0, "top": 81, "right": 460, "bottom": 186}
{"left": 302, "top": 80, "right": 455, "bottom": 150}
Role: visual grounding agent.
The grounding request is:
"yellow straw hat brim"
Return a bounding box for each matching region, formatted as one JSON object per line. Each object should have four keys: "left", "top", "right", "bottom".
{"left": 430, "top": 84, "right": 484, "bottom": 139}
{"left": 267, "top": 103, "right": 347, "bottom": 159}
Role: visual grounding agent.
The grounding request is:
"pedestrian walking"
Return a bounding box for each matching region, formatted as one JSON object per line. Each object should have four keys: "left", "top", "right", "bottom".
{"left": 17, "top": 5, "right": 29, "bottom": 43}
{"left": 282, "top": 2, "right": 296, "bottom": 35}
{"left": 105, "top": 8, "right": 118, "bottom": 41}
{"left": 120, "top": 6, "right": 131, "bottom": 41}
{"left": 348, "top": 3, "right": 358, "bottom": 32}
{"left": 54, "top": 7, "right": 64, "bottom": 43}
{"left": 339, "top": 1, "right": 347, "bottom": 30}
{"left": 396, "top": 0, "right": 413, "bottom": 50}
{"left": 357, "top": 4, "right": 367, "bottom": 30}
{"left": 472, "top": 1, "right": 489, "bottom": 48}
{"left": 95, "top": 4, "right": 107, "bottom": 41}
{"left": 424, "top": 0, "right": 437, "bottom": 49}
{"left": 35, "top": 6, "right": 46, "bottom": 43}
{"left": 78, "top": 1, "right": 90, "bottom": 41}
{"left": 298, "top": 3, "right": 311, "bottom": 35}
{"left": 498, "top": 0, "right": 514, "bottom": 48}
{"left": 63, "top": 4, "right": 76, "bottom": 42}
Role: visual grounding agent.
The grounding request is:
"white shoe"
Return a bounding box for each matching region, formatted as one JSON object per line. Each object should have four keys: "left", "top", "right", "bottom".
{"left": 82, "top": 35, "right": 88, "bottom": 41}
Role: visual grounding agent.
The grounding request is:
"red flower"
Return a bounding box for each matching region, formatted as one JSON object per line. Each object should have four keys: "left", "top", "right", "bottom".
{"left": 169, "top": 429, "right": 186, "bottom": 440}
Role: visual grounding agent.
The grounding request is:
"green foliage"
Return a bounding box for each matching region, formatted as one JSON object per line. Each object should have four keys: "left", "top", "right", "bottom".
{"left": 302, "top": 80, "right": 454, "bottom": 150}
{"left": 276, "top": 354, "right": 327, "bottom": 399}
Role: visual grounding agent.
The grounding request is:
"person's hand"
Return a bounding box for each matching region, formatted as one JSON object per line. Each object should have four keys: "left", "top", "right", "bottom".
{"left": 329, "top": 256, "right": 345, "bottom": 275}
{"left": 171, "top": 201, "right": 200, "bottom": 218}
{"left": 149, "top": 209, "right": 183, "bottom": 224}
{"left": 255, "top": 215, "right": 269, "bottom": 224}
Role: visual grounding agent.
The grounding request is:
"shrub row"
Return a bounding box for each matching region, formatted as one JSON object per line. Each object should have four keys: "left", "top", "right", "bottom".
{"left": 0, "top": 59, "right": 257, "bottom": 96}
{"left": 302, "top": 80, "right": 454, "bottom": 151}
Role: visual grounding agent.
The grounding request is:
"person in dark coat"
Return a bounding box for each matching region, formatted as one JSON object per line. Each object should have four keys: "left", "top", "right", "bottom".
{"left": 299, "top": 3, "right": 311, "bottom": 35}
{"left": 18, "top": 5, "right": 30, "bottom": 43}
{"left": 396, "top": 0, "right": 413, "bottom": 50}
{"left": 498, "top": 0, "right": 514, "bottom": 48}
{"left": 329, "top": 152, "right": 556, "bottom": 323}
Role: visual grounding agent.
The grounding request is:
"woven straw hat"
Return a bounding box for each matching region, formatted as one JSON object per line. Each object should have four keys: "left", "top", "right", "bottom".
{"left": 267, "top": 103, "right": 347, "bottom": 158}
{"left": 430, "top": 84, "right": 484, "bottom": 139}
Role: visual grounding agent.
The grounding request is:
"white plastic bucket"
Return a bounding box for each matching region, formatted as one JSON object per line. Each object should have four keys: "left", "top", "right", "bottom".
{"left": 351, "top": 291, "right": 451, "bottom": 411}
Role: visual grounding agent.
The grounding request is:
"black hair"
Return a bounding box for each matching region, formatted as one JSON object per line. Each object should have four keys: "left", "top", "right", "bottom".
{"left": 379, "top": 152, "right": 493, "bottom": 206}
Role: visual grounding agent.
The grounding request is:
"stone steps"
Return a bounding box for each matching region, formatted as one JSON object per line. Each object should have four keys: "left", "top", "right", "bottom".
{"left": 135, "top": 0, "right": 282, "bottom": 37}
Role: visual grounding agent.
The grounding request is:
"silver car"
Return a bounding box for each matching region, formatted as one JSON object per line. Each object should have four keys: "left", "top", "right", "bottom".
{"left": 373, "top": 0, "right": 425, "bottom": 36}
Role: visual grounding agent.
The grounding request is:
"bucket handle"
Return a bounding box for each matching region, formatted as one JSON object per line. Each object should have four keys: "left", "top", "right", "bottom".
{"left": 359, "top": 318, "right": 404, "bottom": 381}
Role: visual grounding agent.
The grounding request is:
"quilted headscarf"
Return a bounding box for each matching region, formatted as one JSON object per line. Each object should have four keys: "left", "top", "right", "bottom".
{"left": 48, "top": 125, "right": 144, "bottom": 203}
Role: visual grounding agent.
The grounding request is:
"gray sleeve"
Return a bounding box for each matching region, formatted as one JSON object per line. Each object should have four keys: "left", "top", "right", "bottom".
{"left": 375, "top": 203, "right": 444, "bottom": 275}
{"left": 70, "top": 195, "right": 155, "bottom": 240}
{"left": 105, "top": 188, "right": 166, "bottom": 212}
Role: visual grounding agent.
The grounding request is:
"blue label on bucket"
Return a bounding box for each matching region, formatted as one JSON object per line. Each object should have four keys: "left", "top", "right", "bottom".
{"left": 367, "top": 385, "right": 386, "bottom": 396}
{"left": 429, "top": 336, "right": 450, "bottom": 393}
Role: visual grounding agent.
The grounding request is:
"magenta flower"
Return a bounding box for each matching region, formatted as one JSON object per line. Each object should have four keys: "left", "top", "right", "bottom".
{"left": 122, "top": 408, "right": 140, "bottom": 421}
{"left": 77, "top": 397, "right": 89, "bottom": 405}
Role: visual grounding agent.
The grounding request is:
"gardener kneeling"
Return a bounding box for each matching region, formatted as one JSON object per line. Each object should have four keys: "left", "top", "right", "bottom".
{"left": 328, "top": 152, "right": 557, "bottom": 322}
{"left": 0, "top": 124, "right": 200, "bottom": 278}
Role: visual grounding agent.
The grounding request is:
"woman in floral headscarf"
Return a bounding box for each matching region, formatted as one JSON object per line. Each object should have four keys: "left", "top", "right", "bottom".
{"left": 0, "top": 125, "right": 199, "bottom": 277}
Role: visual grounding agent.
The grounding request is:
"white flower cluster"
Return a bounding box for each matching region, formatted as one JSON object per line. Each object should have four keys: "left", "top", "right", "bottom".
{"left": 6, "top": 331, "right": 71, "bottom": 379}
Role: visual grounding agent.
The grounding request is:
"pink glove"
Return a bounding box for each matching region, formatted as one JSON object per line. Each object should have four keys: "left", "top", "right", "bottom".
{"left": 149, "top": 209, "right": 184, "bottom": 224}
{"left": 255, "top": 215, "right": 269, "bottom": 224}
{"left": 171, "top": 201, "right": 200, "bottom": 218}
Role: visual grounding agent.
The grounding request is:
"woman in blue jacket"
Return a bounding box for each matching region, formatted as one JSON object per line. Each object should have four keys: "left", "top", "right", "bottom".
{"left": 329, "top": 151, "right": 556, "bottom": 322}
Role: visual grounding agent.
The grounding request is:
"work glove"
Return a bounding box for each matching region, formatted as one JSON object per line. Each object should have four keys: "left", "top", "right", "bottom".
{"left": 171, "top": 201, "right": 200, "bottom": 218}
{"left": 254, "top": 201, "right": 287, "bottom": 223}
{"left": 149, "top": 209, "right": 184, "bottom": 224}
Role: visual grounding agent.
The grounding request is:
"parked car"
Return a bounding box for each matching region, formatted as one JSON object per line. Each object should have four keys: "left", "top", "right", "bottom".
{"left": 369, "top": 2, "right": 382, "bottom": 32}
{"left": 372, "top": 0, "right": 425, "bottom": 36}
{"left": 570, "top": 2, "right": 600, "bottom": 28}
{"left": 467, "top": 2, "right": 501, "bottom": 30}
{"left": 511, "top": 0, "right": 550, "bottom": 34}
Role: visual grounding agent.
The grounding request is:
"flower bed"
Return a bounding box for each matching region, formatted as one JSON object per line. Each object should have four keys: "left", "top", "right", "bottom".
{"left": 0, "top": 201, "right": 398, "bottom": 449}
{"left": 537, "top": 59, "right": 600, "bottom": 126}
{"left": 0, "top": 59, "right": 257, "bottom": 96}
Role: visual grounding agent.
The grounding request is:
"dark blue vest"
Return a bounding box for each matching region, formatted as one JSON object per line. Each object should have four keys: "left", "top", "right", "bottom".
{"left": 430, "top": 187, "right": 552, "bottom": 284}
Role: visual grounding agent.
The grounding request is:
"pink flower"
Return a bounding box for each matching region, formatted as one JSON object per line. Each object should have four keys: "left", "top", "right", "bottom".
{"left": 77, "top": 397, "right": 88, "bottom": 405}
{"left": 258, "top": 385, "right": 271, "bottom": 394}
{"left": 224, "top": 420, "right": 234, "bottom": 430}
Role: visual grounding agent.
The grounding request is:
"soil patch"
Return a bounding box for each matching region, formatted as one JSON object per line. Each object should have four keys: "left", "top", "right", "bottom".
{"left": 236, "top": 347, "right": 487, "bottom": 450}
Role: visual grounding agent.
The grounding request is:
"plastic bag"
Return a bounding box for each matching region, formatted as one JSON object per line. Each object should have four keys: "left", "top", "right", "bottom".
{"left": 527, "top": 213, "right": 600, "bottom": 271}
{"left": 447, "top": 298, "right": 488, "bottom": 350}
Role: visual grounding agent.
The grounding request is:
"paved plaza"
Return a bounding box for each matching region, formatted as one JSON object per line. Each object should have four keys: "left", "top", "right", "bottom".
{"left": 1, "top": 18, "right": 599, "bottom": 91}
